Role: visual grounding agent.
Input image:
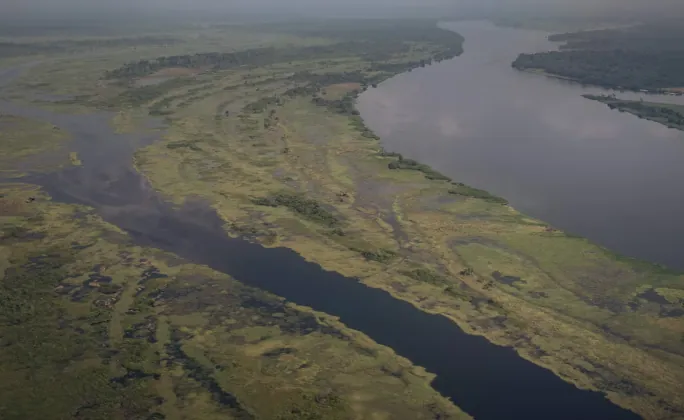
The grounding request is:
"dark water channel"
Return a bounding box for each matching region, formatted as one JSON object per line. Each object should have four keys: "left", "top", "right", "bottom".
{"left": 0, "top": 59, "right": 640, "bottom": 418}
{"left": 357, "top": 21, "right": 684, "bottom": 270}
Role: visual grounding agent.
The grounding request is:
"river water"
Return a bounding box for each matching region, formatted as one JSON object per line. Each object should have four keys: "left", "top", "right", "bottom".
{"left": 357, "top": 20, "right": 684, "bottom": 270}
{"left": 0, "top": 38, "right": 643, "bottom": 419}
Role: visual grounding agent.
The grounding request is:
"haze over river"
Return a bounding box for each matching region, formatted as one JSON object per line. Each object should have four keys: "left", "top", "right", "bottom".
{"left": 357, "top": 20, "right": 684, "bottom": 270}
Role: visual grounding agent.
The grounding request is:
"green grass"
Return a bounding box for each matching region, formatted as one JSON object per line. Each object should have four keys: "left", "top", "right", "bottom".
{"left": 352, "top": 247, "right": 398, "bottom": 263}
{"left": 584, "top": 94, "right": 684, "bottom": 131}
{"left": 253, "top": 192, "right": 340, "bottom": 227}
{"left": 6, "top": 17, "right": 684, "bottom": 420}
{"left": 0, "top": 183, "right": 466, "bottom": 419}
{"left": 449, "top": 183, "right": 509, "bottom": 204}
{"left": 0, "top": 115, "right": 70, "bottom": 175}
{"left": 401, "top": 267, "right": 450, "bottom": 286}
{"left": 388, "top": 157, "right": 452, "bottom": 181}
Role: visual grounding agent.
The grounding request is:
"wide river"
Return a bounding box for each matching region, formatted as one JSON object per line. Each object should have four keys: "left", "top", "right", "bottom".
{"left": 0, "top": 26, "right": 652, "bottom": 419}
{"left": 358, "top": 20, "right": 684, "bottom": 270}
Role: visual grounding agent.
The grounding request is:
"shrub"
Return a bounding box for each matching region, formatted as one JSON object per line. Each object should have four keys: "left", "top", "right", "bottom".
{"left": 449, "top": 183, "right": 508, "bottom": 205}
{"left": 387, "top": 158, "right": 451, "bottom": 182}
{"left": 351, "top": 247, "right": 397, "bottom": 263}
{"left": 253, "top": 192, "right": 339, "bottom": 226}
{"left": 400, "top": 268, "right": 449, "bottom": 285}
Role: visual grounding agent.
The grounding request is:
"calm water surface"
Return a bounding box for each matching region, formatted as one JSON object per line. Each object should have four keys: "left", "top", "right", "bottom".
{"left": 0, "top": 54, "right": 642, "bottom": 419}
{"left": 357, "top": 21, "right": 684, "bottom": 270}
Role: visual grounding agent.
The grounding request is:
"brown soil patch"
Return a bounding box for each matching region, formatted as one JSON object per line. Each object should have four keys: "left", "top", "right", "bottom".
{"left": 665, "top": 87, "right": 684, "bottom": 93}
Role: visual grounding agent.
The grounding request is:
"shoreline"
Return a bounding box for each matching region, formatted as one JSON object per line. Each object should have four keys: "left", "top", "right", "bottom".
{"left": 515, "top": 67, "right": 684, "bottom": 97}
{"left": 583, "top": 94, "right": 684, "bottom": 132}
{"left": 356, "top": 66, "right": 680, "bottom": 274}
{"left": 16, "top": 23, "right": 683, "bottom": 418}
{"left": 0, "top": 61, "right": 473, "bottom": 419}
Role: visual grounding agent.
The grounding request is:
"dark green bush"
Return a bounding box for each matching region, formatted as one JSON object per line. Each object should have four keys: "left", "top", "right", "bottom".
{"left": 400, "top": 268, "right": 449, "bottom": 286}
{"left": 387, "top": 158, "right": 451, "bottom": 182}
{"left": 351, "top": 247, "right": 397, "bottom": 263}
{"left": 253, "top": 192, "right": 339, "bottom": 226}
{"left": 449, "top": 183, "right": 508, "bottom": 205}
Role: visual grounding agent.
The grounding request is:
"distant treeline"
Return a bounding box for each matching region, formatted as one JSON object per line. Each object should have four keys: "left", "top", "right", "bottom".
{"left": 239, "top": 18, "right": 464, "bottom": 57}
{"left": 106, "top": 43, "right": 395, "bottom": 79}
{"left": 0, "top": 42, "right": 59, "bottom": 58}
{"left": 512, "top": 23, "right": 684, "bottom": 90}
{"left": 513, "top": 50, "right": 684, "bottom": 90}
{"left": 106, "top": 21, "right": 464, "bottom": 80}
{"left": 0, "top": 37, "right": 179, "bottom": 59}
{"left": 548, "top": 22, "right": 684, "bottom": 52}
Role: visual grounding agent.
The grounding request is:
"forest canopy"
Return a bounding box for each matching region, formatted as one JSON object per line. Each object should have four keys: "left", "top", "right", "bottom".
{"left": 512, "top": 22, "right": 684, "bottom": 90}
{"left": 106, "top": 20, "right": 464, "bottom": 80}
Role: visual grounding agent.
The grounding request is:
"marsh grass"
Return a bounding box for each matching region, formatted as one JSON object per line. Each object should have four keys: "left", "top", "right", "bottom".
{"left": 351, "top": 247, "right": 397, "bottom": 263}
{"left": 0, "top": 183, "right": 466, "bottom": 419}
{"left": 388, "top": 157, "right": 452, "bottom": 181}
{"left": 253, "top": 192, "right": 340, "bottom": 227}
{"left": 449, "top": 182, "right": 509, "bottom": 204}
{"left": 401, "top": 267, "right": 450, "bottom": 286}
{"left": 12, "top": 18, "right": 684, "bottom": 419}
{"left": 584, "top": 94, "right": 684, "bottom": 131}
{"left": 0, "top": 115, "right": 71, "bottom": 175}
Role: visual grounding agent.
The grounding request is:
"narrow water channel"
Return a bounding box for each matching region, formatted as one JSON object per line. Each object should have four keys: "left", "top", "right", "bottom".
{"left": 357, "top": 20, "right": 684, "bottom": 270}
{"left": 0, "top": 58, "right": 641, "bottom": 418}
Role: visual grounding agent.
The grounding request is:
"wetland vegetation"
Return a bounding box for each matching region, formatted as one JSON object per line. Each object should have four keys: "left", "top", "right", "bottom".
{"left": 1, "top": 13, "right": 683, "bottom": 420}
{"left": 584, "top": 94, "right": 684, "bottom": 131}
{"left": 0, "top": 185, "right": 464, "bottom": 419}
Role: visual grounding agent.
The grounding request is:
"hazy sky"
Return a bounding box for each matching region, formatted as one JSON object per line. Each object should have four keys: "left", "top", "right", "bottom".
{"left": 2, "top": 0, "right": 682, "bottom": 19}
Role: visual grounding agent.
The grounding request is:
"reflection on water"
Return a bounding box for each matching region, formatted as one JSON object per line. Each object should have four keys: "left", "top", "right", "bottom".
{"left": 0, "top": 56, "right": 642, "bottom": 419}
{"left": 357, "top": 21, "right": 684, "bottom": 269}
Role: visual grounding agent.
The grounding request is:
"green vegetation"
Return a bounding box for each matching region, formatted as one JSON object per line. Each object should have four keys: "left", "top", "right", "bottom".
{"left": 0, "top": 115, "right": 71, "bottom": 176}
{"left": 4, "top": 15, "right": 684, "bottom": 420}
{"left": 250, "top": 19, "right": 464, "bottom": 62}
{"left": 387, "top": 156, "right": 452, "bottom": 181}
{"left": 493, "top": 16, "right": 632, "bottom": 32}
{"left": 584, "top": 95, "right": 684, "bottom": 130}
{"left": 401, "top": 267, "right": 450, "bottom": 286}
{"left": 253, "top": 192, "right": 340, "bottom": 227}
{"left": 449, "top": 183, "right": 509, "bottom": 205}
{"left": 105, "top": 23, "right": 462, "bottom": 81}
{"left": 513, "top": 22, "right": 684, "bottom": 90}
{"left": 0, "top": 37, "right": 180, "bottom": 59}
{"left": 0, "top": 252, "right": 162, "bottom": 419}
{"left": 69, "top": 151, "right": 82, "bottom": 166}
{"left": 351, "top": 247, "right": 398, "bottom": 263}
{"left": 118, "top": 19, "right": 683, "bottom": 417}
{"left": 0, "top": 184, "right": 465, "bottom": 420}
{"left": 548, "top": 22, "right": 684, "bottom": 52}
{"left": 0, "top": 20, "right": 474, "bottom": 418}
{"left": 112, "top": 77, "right": 205, "bottom": 107}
